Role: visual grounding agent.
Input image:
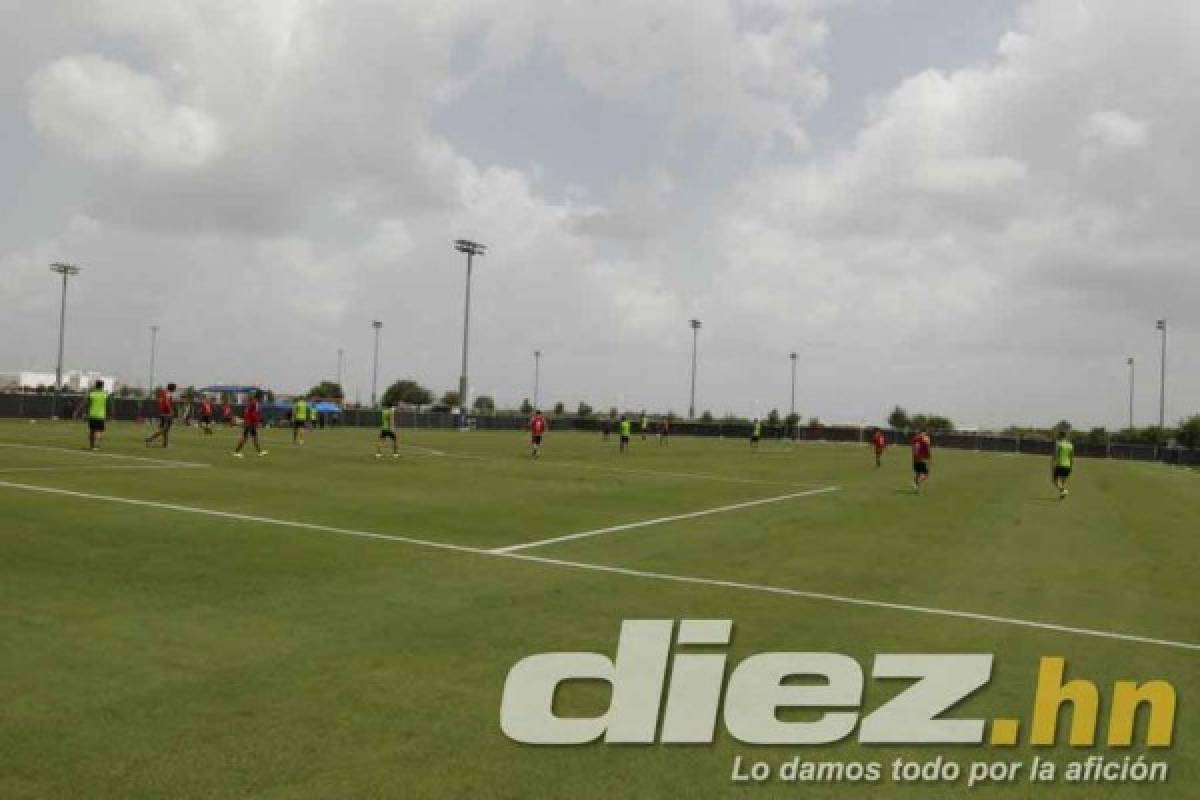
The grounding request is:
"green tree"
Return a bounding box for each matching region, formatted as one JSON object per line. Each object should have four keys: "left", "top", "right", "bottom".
{"left": 308, "top": 381, "right": 345, "bottom": 400}
{"left": 576, "top": 402, "right": 593, "bottom": 417}
{"left": 553, "top": 401, "right": 566, "bottom": 416}
{"left": 766, "top": 409, "right": 781, "bottom": 426}
{"left": 887, "top": 406, "right": 910, "bottom": 430}
{"left": 700, "top": 410, "right": 714, "bottom": 422}
{"left": 1177, "top": 415, "right": 1200, "bottom": 449}
{"left": 519, "top": 398, "right": 533, "bottom": 414}
{"left": 382, "top": 380, "right": 432, "bottom": 408}
{"left": 472, "top": 395, "right": 495, "bottom": 413}
{"left": 439, "top": 390, "right": 461, "bottom": 408}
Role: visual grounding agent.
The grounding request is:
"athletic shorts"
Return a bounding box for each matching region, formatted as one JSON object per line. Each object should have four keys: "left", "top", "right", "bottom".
{"left": 532, "top": 434, "right": 543, "bottom": 445}
{"left": 620, "top": 435, "right": 630, "bottom": 444}
{"left": 158, "top": 415, "right": 173, "bottom": 429}
{"left": 243, "top": 424, "right": 258, "bottom": 436}
{"left": 913, "top": 460, "right": 929, "bottom": 475}
{"left": 1053, "top": 466, "right": 1072, "bottom": 479}
{"left": 88, "top": 418, "right": 105, "bottom": 432}
{"left": 751, "top": 435, "right": 760, "bottom": 443}
{"left": 200, "top": 415, "right": 212, "bottom": 424}
{"left": 293, "top": 419, "right": 306, "bottom": 429}
{"left": 380, "top": 429, "right": 396, "bottom": 440}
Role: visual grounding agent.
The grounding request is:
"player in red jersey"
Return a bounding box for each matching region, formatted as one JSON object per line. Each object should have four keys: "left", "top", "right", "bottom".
{"left": 221, "top": 400, "right": 234, "bottom": 426}
{"left": 871, "top": 428, "right": 887, "bottom": 467}
{"left": 530, "top": 410, "right": 548, "bottom": 458}
{"left": 144, "top": 383, "right": 177, "bottom": 448}
{"left": 198, "top": 396, "right": 215, "bottom": 435}
{"left": 911, "top": 429, "right": 932, "bottom": 492}
{"left": 233, "top": 392, "right": 268, "bottom": 457}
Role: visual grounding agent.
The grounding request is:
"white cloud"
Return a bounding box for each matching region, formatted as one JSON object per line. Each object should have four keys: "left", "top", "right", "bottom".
{"left": 28, "top": 54, "right": 223, "bottom": 170}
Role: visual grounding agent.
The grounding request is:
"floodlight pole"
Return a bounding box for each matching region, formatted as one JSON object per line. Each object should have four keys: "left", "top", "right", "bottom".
{"left": 1126, "top": 356, "right": 1135, "bottom": 430}
{"left": 455, "top": 239, "right": 486, "bottom": 428}
{"left": 148, "top": 325, "right": 159, "bottom": 393}
{"left": 337, "top": 348, "right": 344, "bottom": 389}
{"left": 789, "top": 352, "right": 798, "bottom": 418}
{"left": 688, "top": 319, "right": 702, "bottom": 419}
{"left": 533, "top": 349, "right": 541, "bottom": 409}
{"left": 1156, "top": 319, "right": 1167, "bottom": 430}
{"left": 370, "top": 321, "right": 382, "bottom": 407}
{"left": 49, "top": 262, "right": 81, "bottom": 419}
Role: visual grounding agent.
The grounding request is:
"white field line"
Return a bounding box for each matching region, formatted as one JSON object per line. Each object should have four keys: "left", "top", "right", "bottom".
{"left": 0, "top": 441, "right": 209, "bottom": 468}
{"left": 491, "top": 486, "right": 840, "bottom": 554}
{"left": 0, "top": 479, "right": 1197, "bottom": 653}
{"left": 0, "top": 464, "right": 208, "bottom": 474}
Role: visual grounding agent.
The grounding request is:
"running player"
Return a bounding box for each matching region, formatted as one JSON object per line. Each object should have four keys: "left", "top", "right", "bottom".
{"left": 85, "top": 380, "right": 108, "bottom": 450}
{"left": 911, "top": 429, "right": 932, "bottom": 492}
{"left": 657, "top": 417, "right": 670, "bottom": 445}
{"left": 750, "top": 419, "right": 762, "bottom": 450}
{"left": 198, "top": 395, "right": 215, "bottom": 435}
{"left": 221, "top": 400, "right": 234, "bottom": 426}
{"left": 871, "top": 428, "right": 887, "bottom": 467}
{"left": 530, "top": 409, "right": 548, "bottom": 458}
{"left": 619, "top": 416, "right": 632, "bottom": 454}
{"left": 144, "top": 383, "right": 177, "bottom": 448}
{"left": 640, "top": 413, "right": 649, "bottom": 441}
{"left": 1052, "top": 429, "right": 1074, "bottom": 499}
{"left": 376, "top": 404, "right": 399, "bottom": 458}
{"left": 233, "top": 392, "right": 267, "bottom": 457}
{"left": 292, "top": 395, "right": 310, "bottom": 445}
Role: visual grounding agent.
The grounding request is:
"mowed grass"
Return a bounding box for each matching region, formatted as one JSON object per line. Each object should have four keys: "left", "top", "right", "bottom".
{"left": 0, "top": 419, "right": 1196, "bottom": 799}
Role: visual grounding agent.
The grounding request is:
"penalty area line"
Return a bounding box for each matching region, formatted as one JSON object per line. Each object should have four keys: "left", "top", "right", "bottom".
{"left": 0, "top": 441, "right": 209, "bottom": 468}
{"left": 0, "top": 479, "right": 1196, "bottom": 653}
{"left": 490, "top": 486, "right": 841, "bottom": 554}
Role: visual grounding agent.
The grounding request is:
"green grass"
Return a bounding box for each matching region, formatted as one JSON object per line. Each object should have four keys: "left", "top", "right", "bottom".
{"left": 0, "top": 419, "right": 1196, "bottom": 799}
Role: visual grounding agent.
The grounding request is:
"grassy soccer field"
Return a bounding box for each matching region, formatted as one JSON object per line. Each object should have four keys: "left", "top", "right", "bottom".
{"left": 1, "top": 419, "right": 1196, "bottom": 799}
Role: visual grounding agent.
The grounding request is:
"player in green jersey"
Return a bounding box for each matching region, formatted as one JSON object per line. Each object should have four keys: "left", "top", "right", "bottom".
{"left": 750, "top": 419, "right": 762, "bottom": 450}
{"left": 292, "top": 396, "right": 310, "bottom": 445}
{"left": 1052, "top": 430, "right": 1075, "bottom": 499}
{"left": 85, "top": 380, "right": 108, "bottom": 450}
{"left": 376, "top": 404, "right": 399, "bottom": 458}
{"left": 619, "top": 416, "right": 632, "bottom": 454}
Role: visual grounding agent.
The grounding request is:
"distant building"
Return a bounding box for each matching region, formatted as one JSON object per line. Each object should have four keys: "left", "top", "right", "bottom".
{"left": 0, "top": 369, "right": 118, "bottom": 392}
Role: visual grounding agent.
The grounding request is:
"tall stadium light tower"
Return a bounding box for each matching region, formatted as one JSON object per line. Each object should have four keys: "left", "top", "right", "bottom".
{"left": 49, "top": 262, "right": 81, "bottom": 419}
{"left": 533, "top": 349, "right": 541, "bottom": 409}
{"left": 688, "top": 318, "right": 702, "bottom": 419}
{"left": 789, "top": 352, "right": 798, "bottom": 419}
{"left": 1155, "top": 319, "right": 1167, "bottom": 430}
{"left": 1126, "top": 356, "right": 1135, "bottom": 431}
{"left": 370, "top": 320, "right": 383, "bottom": 407}
{"left": 148, "top": 325, "right": 159, "bottom": 392}
{"left": 337, "top": 348, "right": 344, "bottom": 389}
{"left": 454, "top": 239, "right": 486, "bottom": 427}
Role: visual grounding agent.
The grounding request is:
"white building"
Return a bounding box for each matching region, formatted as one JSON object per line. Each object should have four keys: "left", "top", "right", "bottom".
{"left": 0, "top": 369, "right": 118, "bottom": 391}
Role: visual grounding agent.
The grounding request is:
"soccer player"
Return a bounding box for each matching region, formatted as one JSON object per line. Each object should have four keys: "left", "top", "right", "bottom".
{"left": 618, "top": 416, "right": 632, "bottom": 454}
{"left": 292, "top": 395, "right": 310, "bottom": 445}
{"left": 530, "top": 409, "right": 548, "bottom": 458}
{"left": 233, "top": 392, "right": 268, "bottom": 457}
{"left": 376, "top": 404, "right": 399, "bottom": 458}
{"left": 750, "top": 419, "right": 762, "bottom": 450}
{"left": 640, "top": 413, "right": 649, "bottom": 441}
{"left": 221, "top": 400, "right": 234, "bottom": 426}
{"left": 1052, "top": 430, "right": 1074, "bottom": 499}
{"left": 600, "top": 418, "right": 611, "bottom": 442}
{"left": 85, "top": 380, "right": 108, "bottom": 450}
{"left": 144, "top": 383, "right": 177, "bottom": 448}
{"left": 657, "top": 417, "right": 670, "bottom": 446}
{"left": 871, "top": 428, "right": 887, "bottom": 467}
{"left": 911, "top": 429, "right": 932, "bottom": 492}
{"left": 198, "top": 395, "right": 215, "bottom": 435}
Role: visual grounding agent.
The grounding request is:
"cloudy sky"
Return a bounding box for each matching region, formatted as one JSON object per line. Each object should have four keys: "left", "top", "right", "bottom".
{"left": 1, "top": 0, "right": 1196, "bottom": 428}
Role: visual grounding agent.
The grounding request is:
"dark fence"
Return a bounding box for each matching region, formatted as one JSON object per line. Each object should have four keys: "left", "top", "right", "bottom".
{"left": 1, "top": 392, "right": 1196, "bottom": 466}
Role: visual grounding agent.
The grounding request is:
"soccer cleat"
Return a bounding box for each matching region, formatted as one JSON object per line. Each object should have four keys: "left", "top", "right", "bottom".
{"left": 392, "top": 453, "right": 400, "bottom": 458}
{"left": 233, "top": 452, "right": 244, "bottom": 458}
{"left": 376, "top": 453, "right": 382, "bottom": 459}
{"left": 259, "top": 450, "right": 268, "bottom": 457}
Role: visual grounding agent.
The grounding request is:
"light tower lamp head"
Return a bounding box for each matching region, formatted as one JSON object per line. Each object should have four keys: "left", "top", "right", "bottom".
{"left": 50, "top": 262, "right": 81, "bottom": 276}
{"left": 455, "top": 239, "right": 487, "bottom": 257}
{"left": 372, "top": 320, "right": 383, "bottom": 330}
{"left": 689, "top": 318, "right": 702, "bottom": 330}
{"left": 1156, "top": 319, "right": 1166, "bottom": 331}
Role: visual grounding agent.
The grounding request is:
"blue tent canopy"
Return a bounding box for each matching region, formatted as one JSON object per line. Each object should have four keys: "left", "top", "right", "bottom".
{"left": 312, "top": 401, "right": 342, "bottom": 413}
